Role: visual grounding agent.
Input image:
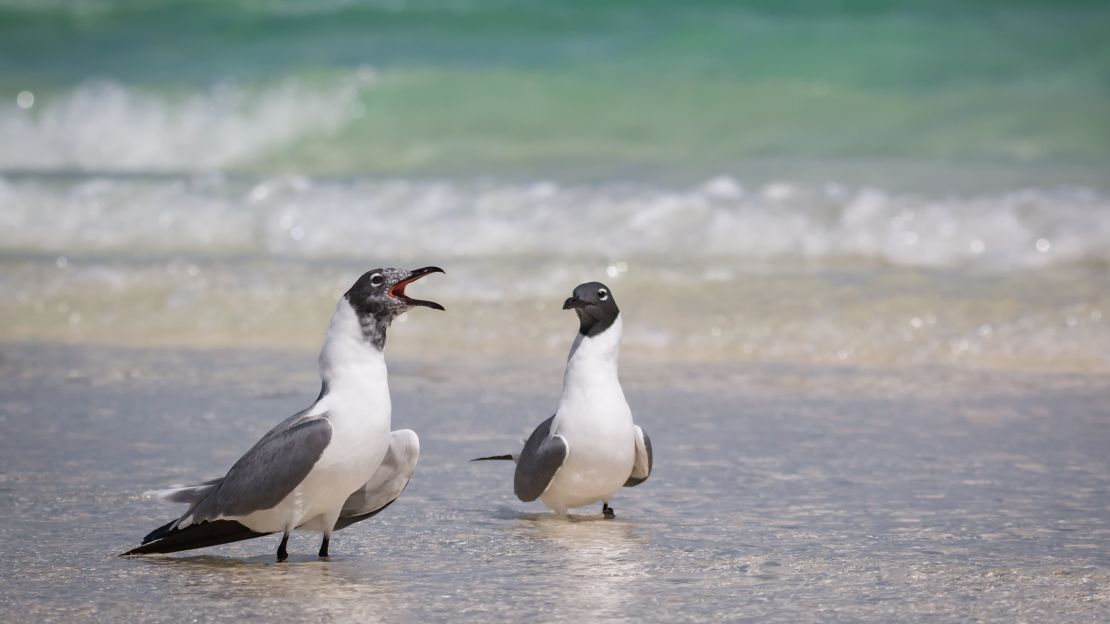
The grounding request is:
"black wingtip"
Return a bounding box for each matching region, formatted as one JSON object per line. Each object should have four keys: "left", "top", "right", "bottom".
{"left": 471, "top": 454, "right": 513, "bottom": 461}
{"left": 118, "top": 518, "right": 179, "bottom": 555}
{"left": 141, "top": 519, "right": 177, "bottom": 544}
{"left": 121, "top": 519, "right": 271, "bottom": 557}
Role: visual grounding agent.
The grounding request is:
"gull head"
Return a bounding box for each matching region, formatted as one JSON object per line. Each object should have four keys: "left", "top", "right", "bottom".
{"left": 345, "top": 266, "right": 446, "bottom": 326}
{"left": 563, "top": 281, "right": 619, "bottom": 337}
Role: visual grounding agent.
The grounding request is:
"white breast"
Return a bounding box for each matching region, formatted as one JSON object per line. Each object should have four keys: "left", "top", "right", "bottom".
{"left": 542, "top": 315, "right": 636, "bottom": 511}
{"left": 239, "top": 299, "right": 395, "bottom": 533}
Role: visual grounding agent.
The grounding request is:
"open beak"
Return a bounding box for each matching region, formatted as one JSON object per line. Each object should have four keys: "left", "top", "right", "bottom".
{"left": 389, "top": 266, "right": 446, "bottom": 310}
{"left": 563, "top": 296, "right": 587, "bottom": 310}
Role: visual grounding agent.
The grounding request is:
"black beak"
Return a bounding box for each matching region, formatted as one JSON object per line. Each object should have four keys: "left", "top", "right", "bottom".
{"left": 563, "top": 296, "right": 587, "bottom": 310}
{"left": 390, "top": 266, "right": 446, "bottom": 311}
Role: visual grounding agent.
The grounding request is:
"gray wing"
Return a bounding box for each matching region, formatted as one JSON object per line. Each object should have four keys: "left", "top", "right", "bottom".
{"left": 514, "top": 415, "right": 569, "bottom": 502}
{"left": 150, "top": 406, "right": 322, "bottom": 503}
{"left": 189, "top": 414, "right": 332, "bottom": 521}
{"left": 623, "top": 425, "right": 653, "bottom": 487}
{"left": 333, "top": 429, "right": 420, "bottom": 530}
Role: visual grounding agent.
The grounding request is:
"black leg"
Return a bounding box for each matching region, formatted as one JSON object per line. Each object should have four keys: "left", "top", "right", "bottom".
{"left": 318, "top": 536, "right": 330, "bottom": 558}
{"left": 277, "top": 533, "right": 289, "bottom": 562}
{"left": 602, "top": 503, "right": 615, "bottom": 519}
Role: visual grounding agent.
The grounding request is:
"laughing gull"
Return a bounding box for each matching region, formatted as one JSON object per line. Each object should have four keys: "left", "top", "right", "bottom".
{"left": 475, "top": 282, "right": 653, "bottom": 517}
{"left": 123, "top": 266, "right": 444, "bottom": 561}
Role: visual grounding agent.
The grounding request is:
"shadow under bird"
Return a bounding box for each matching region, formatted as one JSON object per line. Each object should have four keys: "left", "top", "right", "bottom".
{"left": 122, "top": 266, "right": 445, "bottom": 561}
{"left": 474, "top": 282, "right": 653, "bottom": 517}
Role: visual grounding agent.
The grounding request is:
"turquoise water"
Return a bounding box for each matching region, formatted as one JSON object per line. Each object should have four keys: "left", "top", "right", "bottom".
{"left": 1, "top": 2, "right": 1109, "bottom": 357}
{"left": 2, "top": 1, "right": 1110, "bottom": 370}
{"left": 2, "top": 1, "right": 1110, "bottom": 368}
{"left": 2, "top": 0, "right": 1108, "bottom": 176}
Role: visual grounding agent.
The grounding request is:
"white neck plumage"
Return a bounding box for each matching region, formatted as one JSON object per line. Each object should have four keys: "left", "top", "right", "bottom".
{"left": 564, "top": 313, "right": 622, "bottom": 387}
{"left": 318, "top": 298, "right": 388, "bottom": 392}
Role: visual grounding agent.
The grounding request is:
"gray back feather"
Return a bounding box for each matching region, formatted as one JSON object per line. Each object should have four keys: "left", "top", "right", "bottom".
{"left": 191, "top": 413, "right": 332, "bottom": 521}
{"left": 514, "top": 415, "right": 568, "bottom": 502}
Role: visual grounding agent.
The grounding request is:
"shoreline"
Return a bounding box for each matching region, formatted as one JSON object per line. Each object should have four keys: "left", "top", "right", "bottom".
{"left": 4, "top": 339, "right": 1107, "bottom": 397}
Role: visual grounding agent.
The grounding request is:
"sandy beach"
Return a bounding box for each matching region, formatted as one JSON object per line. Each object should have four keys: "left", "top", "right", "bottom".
{"left": 1, "top": 342, "right": 1108, "bottom": 621}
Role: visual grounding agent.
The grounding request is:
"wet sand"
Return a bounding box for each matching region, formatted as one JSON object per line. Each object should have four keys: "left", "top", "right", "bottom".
{"left": 1, "top": 341, "right": 1108, "bottom": 622}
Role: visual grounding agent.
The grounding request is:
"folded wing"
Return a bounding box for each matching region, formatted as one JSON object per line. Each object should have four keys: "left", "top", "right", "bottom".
{"left": 333, "top": 429, "right": 420, "bottom": 530}
{"left": 623, "top": 425, "right": 653, "bottom": 487}
{"left": 123, "top": 414, "right": 332, "bottom": 555}
{"left": 514, "top": 415, "right": 569, "bottom": 502}
{"left": 190, "top": 417, "right": 332, "bottom": 522}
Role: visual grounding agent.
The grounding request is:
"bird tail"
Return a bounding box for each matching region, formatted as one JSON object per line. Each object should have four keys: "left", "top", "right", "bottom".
{"left": 144, "top": 478, "right": 222, "bottom": 505}
{"left": 121, "top": 519, "right": 271, "bottom": 556}
{"left": 471, "top": 454, "right": 514, "bottom": 461}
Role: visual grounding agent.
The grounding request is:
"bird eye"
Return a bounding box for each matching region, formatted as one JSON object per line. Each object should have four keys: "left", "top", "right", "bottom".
{"left": 369, "top": 273, "right": 384, "bottom": 287}
{"left": 598, "top": 288, "right": 609, "bottom": 301}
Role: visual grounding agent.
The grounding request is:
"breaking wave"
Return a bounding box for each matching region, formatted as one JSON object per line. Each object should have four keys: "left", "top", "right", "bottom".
{"left": 1, "top": 174, "right": 1107, "bottom": 272}
{"left": 0, "top": 72, "right": 372, "bottom": 172}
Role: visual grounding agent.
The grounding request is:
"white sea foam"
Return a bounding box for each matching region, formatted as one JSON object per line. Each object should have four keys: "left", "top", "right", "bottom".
{"left": 2, "top": 174, "right": 1107, "bottom": 370}
{"left": 0, "top": 74, "right": 369, "bottom": 172}
{"left": 1, "top": 174, "right": 1107, "bottom": 272}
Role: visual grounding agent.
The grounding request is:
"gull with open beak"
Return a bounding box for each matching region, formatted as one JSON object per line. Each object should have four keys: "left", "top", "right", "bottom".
{"left": 124, "top": 267, "right": 444, "bottom": 561}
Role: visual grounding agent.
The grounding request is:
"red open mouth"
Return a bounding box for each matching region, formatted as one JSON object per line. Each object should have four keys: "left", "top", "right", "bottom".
{"left": 388, "top": 266, "right": 445, "bottom": 310}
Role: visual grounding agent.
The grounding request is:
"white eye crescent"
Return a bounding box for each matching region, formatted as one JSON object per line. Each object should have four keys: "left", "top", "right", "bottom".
{"left": 598, "top": 288, "right": 609, "bottom": 301}
{"left": 370, "top": 273, "right": 384, "bottom": 287}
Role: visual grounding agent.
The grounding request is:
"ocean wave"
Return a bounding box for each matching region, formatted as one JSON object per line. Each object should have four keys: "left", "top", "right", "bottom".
{"left": 3, "top": 0, "right": 1107, "bottom": 175}
{"left": 0, "top": 72, "right": 372, "bottom": 172}
{"left": 1, "top": 174, "right": 1107, "bottom": 272}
